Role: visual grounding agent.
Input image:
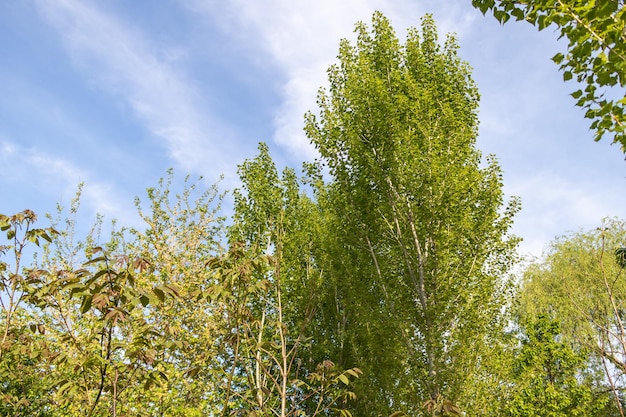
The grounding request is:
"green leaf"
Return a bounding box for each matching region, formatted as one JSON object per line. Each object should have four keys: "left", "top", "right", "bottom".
{"left": 57, "top": 380, "right": 74, "bottom": 396}
{"left": 83, "top": 255, "right": 107, "bottom": 266}
{"left": 571, "top": 89, "right": 583, "bottom": 99}
{"left": 493, "top": 9, "right": 510, "bottom": 23}
{"left": 537, "top": 14, "right": 548, "bottom": 30}
{"left": 162, "top": 283, "right": 181, "bottom": 298}
{"left": 471, "top": 0, "right": 494, "bottom": 15}
{"left": 152, "top": 287, "right": 165, "bottom": 302}
{"left": 80, "top": 295, "right": 92, "bottom": 314}
{"left": 338, "top": 373, "right": 350, "bottom": 385}
{"left": 184, "top": 366, "right": 201, "bottom": 378}
{"left": 552, "top": 52, "right": 565, "bottom": 64}
{"left": 511, "top": 7, "right": 525, "bottom": 21}
{"left": 139, "top": 294, "right": 150, "bottom": 307}
{"left": 91, "top": 268, "right": 115, "bottom": 280}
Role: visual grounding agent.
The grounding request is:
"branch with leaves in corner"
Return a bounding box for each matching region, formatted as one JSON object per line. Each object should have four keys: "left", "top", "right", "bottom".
{"left": 472, "top": 0, "right": 626, "bottom": 153}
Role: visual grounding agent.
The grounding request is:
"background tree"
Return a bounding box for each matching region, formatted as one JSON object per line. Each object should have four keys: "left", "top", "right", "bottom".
{"left": 502, "top": 315, "right": 607, "bottom": 417}
{"left": 222, "top": 143, "right": 361, "bottom": 416}
{"left": 124, "top": 172, "right": 226, "bottom": 416}
{"left": 472, "top": 0, "right": 626, "bottom": 153}
{"left": 22, "top": 183, "right": 216, "bottom": 417}
{"left": 0, "top": 170, "right": 363, "bottom": 417}
{"left": 304, "top": 12, "right": 520, "bottom": 416}
{"left": 0, "top": 176, "right": 227, "bottom": 416}
{"left": 519, "top": 218, "right": 626, "bottom": 415}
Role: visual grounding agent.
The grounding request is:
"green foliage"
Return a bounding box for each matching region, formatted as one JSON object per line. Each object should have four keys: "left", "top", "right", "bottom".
{"left": 616, "top": 247, "right": 626, "bottom": 267}
{"left": 226, "top": 145, "right": 361, "bottom": 417}
{"left": 304, "top": 12, "right": 520, "bottom": 416}
{"left": 472, "top": 0, "right": 626, "bottom": 152}
{"left": 0, "top": 177, "right": 226, "bottom": 416}
{"left": 519, "top": 218, "right": 626, "bottom": 415}
{"left": 127, "top": 170, "right": 227, "bottom": 415}
{"left": 0, "top": 210, "right": 58, "bottom": 416}
{"left": 208, "top": 243, "right": 362, "bottom": 416}
{"left": 9, "top": 9, "right": 626, "bottom": 417}
{"left": 0, "top": 167, "right": 363, "bottom": 416}
{"left": 503, "top": 316, "right": 605, "bottom": 417}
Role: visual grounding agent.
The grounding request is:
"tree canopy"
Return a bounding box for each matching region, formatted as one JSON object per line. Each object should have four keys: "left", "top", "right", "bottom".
{"left": 518, "top": 218, "right": 626, "bottom": 415}
{"left": 303, "top": 12, "right": 519, "bottom": 416}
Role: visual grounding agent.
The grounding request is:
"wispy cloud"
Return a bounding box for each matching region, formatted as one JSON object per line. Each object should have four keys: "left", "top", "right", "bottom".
{"left": 188, "top": 1, "right": 410, "bottom": 160}
{"left": 34, "top": 0, "right": 235, "bottom": 181}
{"left": 0, "top": 139, "right": 137, "bottom": 225}
{"left": 189, "top": 0, "right": 479, "bottom": 161}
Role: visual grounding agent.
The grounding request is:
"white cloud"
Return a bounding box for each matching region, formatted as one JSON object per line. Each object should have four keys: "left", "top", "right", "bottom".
{"left": 173, "top": 1, "right": 487, "bottom": 170}
{"left": 0, "top": 140, "right": 17, "bottom": 156}
{"left": 189, "top": 0, "right": 472, "bottom": 161}
{"left": 188, "top": 0, "right": 376, "bottom": 159}
{"left": 34, "top": 0, "right": 235, "bottom": 181}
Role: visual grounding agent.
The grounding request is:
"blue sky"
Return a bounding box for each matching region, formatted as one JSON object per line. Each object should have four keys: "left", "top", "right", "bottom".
{"left": 1, "top": 0, "right": 624, "bottom": 259}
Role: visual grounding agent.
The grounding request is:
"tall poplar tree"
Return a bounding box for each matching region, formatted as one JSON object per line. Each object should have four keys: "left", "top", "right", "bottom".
{"left": 304, "top": 12, "right": 520, "bottom": 416}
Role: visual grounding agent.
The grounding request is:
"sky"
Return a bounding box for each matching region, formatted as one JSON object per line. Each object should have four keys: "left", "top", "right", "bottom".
{"left": 0, "top": 0, "right": 624, "bottom": 260}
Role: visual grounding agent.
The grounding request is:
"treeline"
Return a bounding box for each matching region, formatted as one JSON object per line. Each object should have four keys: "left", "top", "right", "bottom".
{"left": 1, "top": 12, "right": 625, "bottom": 417}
